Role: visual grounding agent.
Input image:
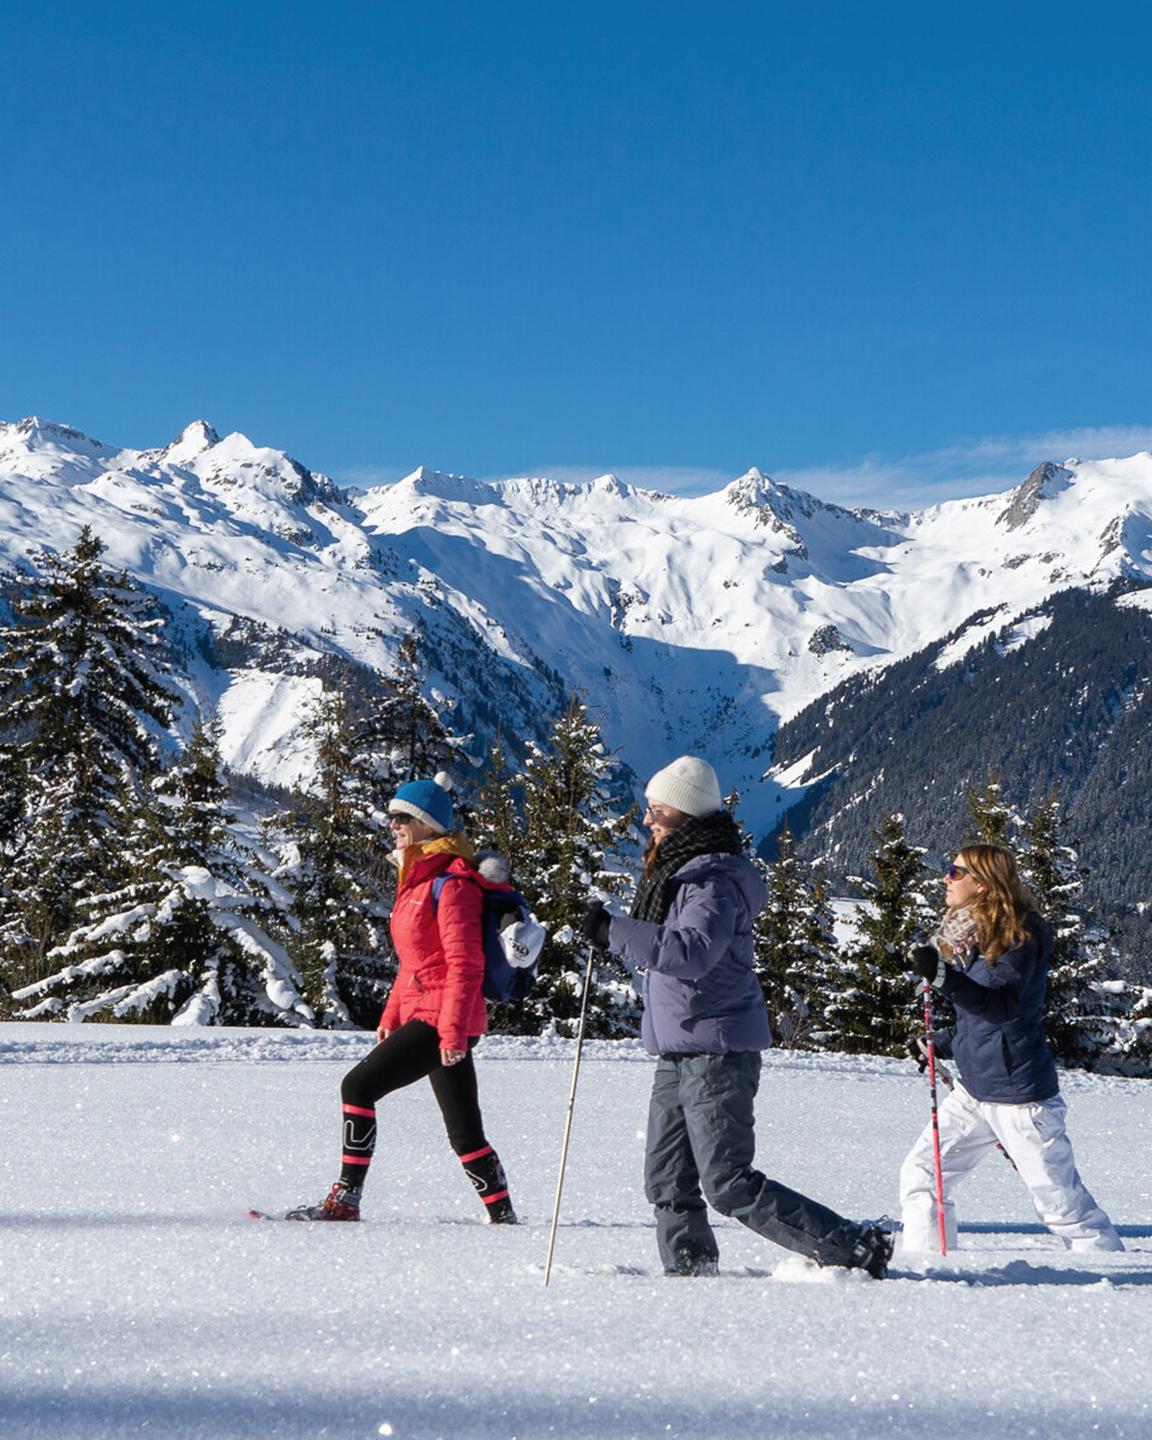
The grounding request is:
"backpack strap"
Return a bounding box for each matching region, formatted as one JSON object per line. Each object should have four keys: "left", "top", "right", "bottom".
{"left": 431, "top": 871, "right": 475, "bottom": 908}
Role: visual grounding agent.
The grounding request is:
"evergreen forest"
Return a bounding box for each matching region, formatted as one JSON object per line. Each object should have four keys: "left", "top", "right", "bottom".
{"left": 769, "top": 584, "right": 1152, "bottom": 977}
{"left": 1, "top": 531, "right": 1148, "bottom": 1075}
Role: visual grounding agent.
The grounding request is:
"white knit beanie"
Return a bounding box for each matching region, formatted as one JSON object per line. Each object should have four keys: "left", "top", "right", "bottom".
{"left": 645, "top": 756, "right": 722, "bottom": 818}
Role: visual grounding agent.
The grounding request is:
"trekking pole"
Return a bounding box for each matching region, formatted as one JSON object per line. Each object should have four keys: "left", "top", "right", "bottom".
{"left": 543, "top": 940, "right": 597, "bottom": 1287}
{"left": 920, "top": 981, "right": 948, "bottom": 1256}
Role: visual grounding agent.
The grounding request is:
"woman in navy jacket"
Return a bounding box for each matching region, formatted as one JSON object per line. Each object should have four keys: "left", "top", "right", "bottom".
{"left": 900, "top": 843, "right": 1123, "bottom": 1253}
{"left": 585, "top": 755, "right": 892, "bottom": 1279}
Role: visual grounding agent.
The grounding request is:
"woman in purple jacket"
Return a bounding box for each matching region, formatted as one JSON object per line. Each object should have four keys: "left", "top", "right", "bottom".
{"left": 584, "top": 756, "right": 892, "bottom": 1279}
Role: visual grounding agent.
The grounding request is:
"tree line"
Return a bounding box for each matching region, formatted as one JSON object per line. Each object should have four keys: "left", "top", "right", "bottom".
{"left": 1, "top": 529, "right": 1148, "bottom": 1074}
{"left": 753, "top": 782, "right": 1152, "bottom": 1075}
{"left": 0, "top": 529, "right": 637, "bottom": 1036}
{"left": 767, "top": 584, "right": 1152, "bottom": 975}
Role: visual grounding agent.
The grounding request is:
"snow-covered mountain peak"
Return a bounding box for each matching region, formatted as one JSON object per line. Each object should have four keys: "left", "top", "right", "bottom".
{"left": 997, "top": 461, "right": 1073, "bottom": 531}
{"left": 720, "top": 469, "right": 809, "bottom": 551}
{"left": 162, "top": 420, "right": 223, "bottom": 464}
{"left": 495, "top": 475, "right": 581, "bottom": 508}
{"left": 722, "top": 466, "right": 776, "bottom": 510}
{"left": 389, "top": 466, "right": 496, "bottom": 506}
{"left": 720, "top": 467, "right": 854, "bottom": 531}
{"left": 590, "top": 472, "right": 633, "bottom": 499}
{"left": 0, "top": 417, "right": 110, "bottom": 459}
{"left": 712, "top": 468, "right": 881, "bottom": 566}
{"left": 173, "top": 431, "right": 340, "bottom": 509}
{"left": 985, "top": 455, "right": 1152, "bottom": 576}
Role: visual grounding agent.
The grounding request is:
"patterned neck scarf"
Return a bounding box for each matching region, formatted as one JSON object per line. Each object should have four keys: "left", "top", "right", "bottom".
{"left": 629, "top": 811, "right": 744, "bottom": 924}
{"left": 936, "top": 903, "right": 981, "bottom": 963}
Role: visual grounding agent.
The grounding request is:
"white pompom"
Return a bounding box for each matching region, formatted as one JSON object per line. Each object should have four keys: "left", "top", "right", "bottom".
{"left": 434, "top": 771, "right": 454, "bottom": 792}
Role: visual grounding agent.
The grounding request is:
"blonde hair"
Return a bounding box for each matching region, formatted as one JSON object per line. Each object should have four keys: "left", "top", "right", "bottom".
{"left": 958, "top": 844, "right": 1034, "bottom": 961}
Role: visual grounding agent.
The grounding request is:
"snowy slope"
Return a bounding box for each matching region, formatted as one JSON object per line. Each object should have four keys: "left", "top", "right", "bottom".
{"left": 3, "top": 416, "right": 1152, "bottom": 831}
{"left": 0, "top": 1024, "right": 1149, "bottom": 1440}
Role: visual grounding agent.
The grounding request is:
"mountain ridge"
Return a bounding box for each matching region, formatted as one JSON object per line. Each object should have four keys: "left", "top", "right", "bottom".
{"left": 3, "top": 415, "right": 1152, "bottom": 839}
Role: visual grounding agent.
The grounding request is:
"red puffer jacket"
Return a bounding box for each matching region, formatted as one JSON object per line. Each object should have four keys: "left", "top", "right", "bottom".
{"left": 380, "top": 845, "right": 487, "bottom": 1052}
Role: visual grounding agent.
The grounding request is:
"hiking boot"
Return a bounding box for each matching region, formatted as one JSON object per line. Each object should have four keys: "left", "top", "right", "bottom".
{"left": 486, "top": 1195, "right": 520, "bottom": 1225}
{"left": 285, "top": 1181, "right": 362, "bottom": 1222}
{"left": 667, "top": 1245, "right": 720, "bottom": 1277}
{"left": 846, "top": 1223, "right": 894, "bottom": 1278}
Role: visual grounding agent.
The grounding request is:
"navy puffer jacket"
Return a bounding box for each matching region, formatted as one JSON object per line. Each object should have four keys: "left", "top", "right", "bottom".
{"left": 934, "top": 913, "right": 1059, "bottom": 1104}
{"left": 607, "top": 853, "right": 772, "bottom": 1056}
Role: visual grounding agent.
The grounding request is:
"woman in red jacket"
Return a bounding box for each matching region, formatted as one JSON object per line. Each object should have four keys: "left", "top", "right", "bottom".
{"left": 287, "top": 774, "right": 516, "bottom": 1224}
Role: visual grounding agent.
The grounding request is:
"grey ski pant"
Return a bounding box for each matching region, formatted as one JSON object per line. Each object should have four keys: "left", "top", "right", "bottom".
{"left": 645, "top": 1052, "right": 859, "bottom": 1272}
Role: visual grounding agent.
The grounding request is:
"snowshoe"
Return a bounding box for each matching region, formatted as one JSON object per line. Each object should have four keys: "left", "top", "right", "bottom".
{"left": 284, "top": 1181, "right": 362, "bottom": 1222}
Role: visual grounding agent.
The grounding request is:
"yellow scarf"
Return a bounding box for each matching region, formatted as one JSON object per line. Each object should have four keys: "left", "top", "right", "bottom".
{"left": 396, "top": 832, "right": 475, "bottom": 890}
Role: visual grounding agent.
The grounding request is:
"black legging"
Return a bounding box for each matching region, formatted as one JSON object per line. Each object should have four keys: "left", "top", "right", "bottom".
{"left": 338, "top": 1019, "right": 488, "bottom": 1186}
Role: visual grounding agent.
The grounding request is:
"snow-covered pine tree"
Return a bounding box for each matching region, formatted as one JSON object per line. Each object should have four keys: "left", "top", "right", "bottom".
{"left": 1106, "top": 981, "right": 1152, "bottom": 1075}
{"left": 282, "top": 688, "right": 394, "bottom": 1029}
{"left": 828, "top": 814, "right": 939, "bottom": 1055}
{"left": 468, "top": 735, "right": 533, "bottom": 1036}
{"left": 3, "top": 753, "right": 115, "bottom": 993}
{"left": 753, "top": 824, "right": 838, "bottom": 1049}
{"left": 152, "top": 723, "right": 311, "bottom": 1027}
{"left": 1018, "top": 791, "right": 1111, "bottom": 1065}
{"left": 470, "top": 734, "right": 521, "bottom": 864}
{"left": 510, "top": 696, "right": 638, "bottom": 1039}
{"left": 0, "top": 528, "right": 179, "bottom": 989}
{"left": 338, "top": 629, "right": 475, "bottom": 854}
{"left": 966, "top": 773, "right": 1019, "bottom": 846}
{"left": 357, "top": 632, "right": 470, "bottom": 789}
{"left": 13, "top": 723, "right": 313, "bottom": 1026}
{"left": 1068, "top": 968, "right": 1152, "bottom": 1075}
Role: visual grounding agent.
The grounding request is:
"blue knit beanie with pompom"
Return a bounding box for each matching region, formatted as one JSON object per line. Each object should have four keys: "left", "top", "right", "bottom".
{"left": 389, "top": 771, "right": 455, "bottom": 834}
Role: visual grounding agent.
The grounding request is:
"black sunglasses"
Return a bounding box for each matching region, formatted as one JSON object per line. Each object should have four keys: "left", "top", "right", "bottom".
{"left": 944, "top": 863, "right": 969, "bottom": 880}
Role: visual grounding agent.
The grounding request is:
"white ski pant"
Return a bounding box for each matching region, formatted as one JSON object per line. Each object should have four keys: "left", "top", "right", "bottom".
{"left": 899, "top": 1082, "right": 1123, "bottom": 1254}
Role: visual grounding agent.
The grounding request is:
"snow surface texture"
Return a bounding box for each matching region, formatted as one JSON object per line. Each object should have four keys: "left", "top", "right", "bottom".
{"left": 1, "top": 1024, "right": 1149, "bottom": 1440}
{"left": 3, "top": 420, "right": 1152, "bottom": 832}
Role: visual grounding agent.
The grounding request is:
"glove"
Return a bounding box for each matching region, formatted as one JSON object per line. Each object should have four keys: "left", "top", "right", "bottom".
{"left": 909, "top": 942, "right": 942, "bottom": 984}
{"left": 904, "top": 1036, "right": 928, "bottom": 1073}
{"left": 581, "top": 901, "right": 612, "bottom": 951}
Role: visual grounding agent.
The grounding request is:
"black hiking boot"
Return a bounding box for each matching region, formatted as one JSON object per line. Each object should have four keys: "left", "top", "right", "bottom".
{"left": 667, "top": 1245, "right": 720, "bottom": 1277}
{"left": 846, "top": 1223, "right": 894, "bottom": 1279}
{"left": 485, "top": 1195, "right": 520, "bottom": 1225}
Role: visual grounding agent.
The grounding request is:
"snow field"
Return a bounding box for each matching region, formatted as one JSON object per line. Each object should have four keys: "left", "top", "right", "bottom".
{"left": 1, "top": 1026, "right": 1149, "bottom": 1440}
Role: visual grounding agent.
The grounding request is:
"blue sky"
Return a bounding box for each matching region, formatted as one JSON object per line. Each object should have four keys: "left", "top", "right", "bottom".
{"left": 2, "top": 2, "right": 1149, "bottom": 508}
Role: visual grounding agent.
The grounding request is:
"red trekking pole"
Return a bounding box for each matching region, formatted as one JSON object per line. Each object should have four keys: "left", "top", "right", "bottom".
{"left": 920, "top": 980, "right": 948, "bottom": 1256}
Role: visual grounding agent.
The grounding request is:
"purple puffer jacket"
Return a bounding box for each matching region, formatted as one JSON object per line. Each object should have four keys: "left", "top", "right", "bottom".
{"left": 608, "top": 853, "right": 771, "bottom": 1056}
